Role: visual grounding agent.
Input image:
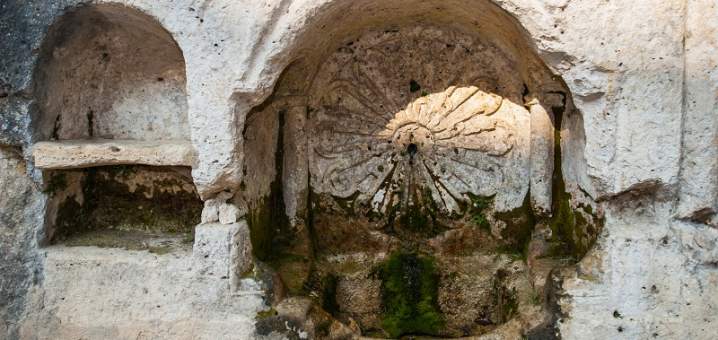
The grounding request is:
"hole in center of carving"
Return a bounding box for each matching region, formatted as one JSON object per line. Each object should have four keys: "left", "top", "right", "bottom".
{"left": 407, "top": 143, "right": 418, "bottom": 157}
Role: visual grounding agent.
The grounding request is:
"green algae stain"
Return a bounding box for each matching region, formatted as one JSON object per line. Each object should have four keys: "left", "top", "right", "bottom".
{"left": 379, "top": 252, "right": 444, "bottom": 338}
{"left": 496, "top": 194, "right": 535, "bottom": 259}
{"left": 52, "top": 166, "right": 202, "bottom": 244}
{"left": 544, "top": 101, "right": 604, "bottom": 261}
{"left": 467, "top": 193, "right": 493, "bottom": 231}
{"left": 246, "top": 108, "right": 293, "bottom": 262}
{"left": 246, "top": 197, "right": 276, "bottom": 261}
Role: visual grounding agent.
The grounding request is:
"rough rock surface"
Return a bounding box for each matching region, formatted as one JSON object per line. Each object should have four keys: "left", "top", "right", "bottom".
{"left": 0, "top": 148, "right": 44, "bottom": 340}
{"left": 0, "top": 0, "right": 716, "bottom": 339}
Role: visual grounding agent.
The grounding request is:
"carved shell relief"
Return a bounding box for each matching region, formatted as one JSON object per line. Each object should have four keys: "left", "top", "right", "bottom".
{"left": 308, "top": 27, "right": 532, "bottom": 217}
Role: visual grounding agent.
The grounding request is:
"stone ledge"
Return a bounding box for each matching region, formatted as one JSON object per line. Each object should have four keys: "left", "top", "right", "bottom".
{"left": 32, "top": 139, "right": 196, "bottom": 169}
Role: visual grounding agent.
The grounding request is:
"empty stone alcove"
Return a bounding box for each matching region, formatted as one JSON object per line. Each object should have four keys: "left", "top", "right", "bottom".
{"left": 32, "top": 4, "right": 201, "bottom": 252}
{"left": 238, "top": 0, "right": 604, "bottom": 339}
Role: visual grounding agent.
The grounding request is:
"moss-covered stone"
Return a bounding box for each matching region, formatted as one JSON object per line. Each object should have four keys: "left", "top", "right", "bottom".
{"left": 52, "top": 166, "right": 202, "bottom": 244}
{"left": 378, "top": 251, "right": 444, "bottom": 338}
{"left": 496, "top": 194, "right": 535, "bottom": 259}
{"left": 246, "top": 108, "right": 293, "bottom": 262}
{"left": 271, "top": 254, "right": 312, "bottom": 296}
{"left": 467, "top": 194, "right": 492, "bottom": 231}
{"left": 547, "top": 106, "right": 603, "bottom": 260}
{"left": 256, "top": 308, "right": 278, "bottom": 320}
{"left": 247, "top": 197, "right": 277, "bottom": 261}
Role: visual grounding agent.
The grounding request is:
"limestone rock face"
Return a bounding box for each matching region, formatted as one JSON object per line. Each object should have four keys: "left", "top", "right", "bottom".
{"left": 0, "top": 0, "right": 716, "bottom": 339}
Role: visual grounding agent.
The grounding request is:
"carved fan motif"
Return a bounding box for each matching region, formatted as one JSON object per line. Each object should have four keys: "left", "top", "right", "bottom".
{"left": 308, "top": 27, "right": 531, "bottom": 214}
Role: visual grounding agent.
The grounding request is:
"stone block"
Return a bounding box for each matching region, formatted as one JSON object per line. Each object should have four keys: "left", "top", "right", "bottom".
{"left": 193, "top": 221, "right": 252, "bottom": 286}
{"left": 32, "top": 140, "right": 196, "bottom": 169}
{"left": 219, "top": 203, "right": 241, "bottom": 224}
{"left": 200, "top": 191, "right": 233, "bottom": 224}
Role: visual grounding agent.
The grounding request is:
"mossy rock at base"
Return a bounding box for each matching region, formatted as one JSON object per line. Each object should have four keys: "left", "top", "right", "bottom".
{"left": 378, "top": 251, "right": 444, "bottom": 338}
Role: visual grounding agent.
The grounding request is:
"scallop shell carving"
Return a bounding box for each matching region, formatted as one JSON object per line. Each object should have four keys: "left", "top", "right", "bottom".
{"left": 308, "top": 27, "right": 531, "bottom": 214}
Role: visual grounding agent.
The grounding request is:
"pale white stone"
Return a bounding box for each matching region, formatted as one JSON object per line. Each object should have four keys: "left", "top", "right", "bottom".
{"left": 32, "top": 139, "right": 196, "bottom": 169}
{"left": 528, "top": 98, "right": 554, "bottom": 214}
{"left": 676, "top": 0, "right": 718, "bottom": 226}
{"left": 193, "top": 222, "right": 252, "bottom": 283}
{"left": 201, "top": 191, "right": 234, "bottom": 224}
{"left": 19, "top": 246, "right": 262, "bottom": 340}
{"left": 219, "top": 203, "right": 241, "bottom": 224}
{"left": 200, "top": 202, "right": 220, "bottom": 224}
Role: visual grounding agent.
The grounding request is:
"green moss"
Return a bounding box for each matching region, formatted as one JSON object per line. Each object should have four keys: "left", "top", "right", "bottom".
{"left": 256, "top": 308, "right": 278, "bottom": 320}
{"left": 393, "top": 187, "right": 444, "bottom": 237}
{"left": 61, "top": 229, "right": 185, "bottom": 254}
{"left": 108, "top": 164, "right": 137, "bottom": 178}
{"left": 247, "top": 198, "right": 275, "bottom": 261}
{"left": 62, "top": 229, "right": 146, "bottom": 250}
{"left": 379, "top": 251, "right": 444, "bottom": 338}
{"left": 182, "top": 231, "right": 195, "bottom": 245}
{"left": 538, "top": 240, "right": 575, "bottom": 261}
{"left": 148, "top": 245, "right": 173, "bottom": 255}
{"left": 54, "top": 195, "right": 88, "bottom": 240}
{"left": 546, "top": 105, "right": 603, "bottom": 260}
{"left": 87, "top": 169, "right": 201, "bottom": 234}
{"left": 467, "top": 194, "right": 492, "bottom": 231}
{"left": 399, "top": 203, "right": 430, "bottom": 232}
{"left": 271, "top": 254, "right": 311, "bottom": 295}
{"left": 496, "top": 245, "right": 527, "bottom": 262}
{"left": 547, "top": 172, "right": 603, "bottom": 260}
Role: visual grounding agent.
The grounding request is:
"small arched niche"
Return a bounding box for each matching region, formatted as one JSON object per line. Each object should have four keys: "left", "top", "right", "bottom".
{"left": 240, "top": 1, "right": 603, "bottom": 339}
{"left": 33, "top": 5, "right": 201, "bottom": 253}
{"left": 32, "top": 3, "right": 193, "bottom": 169}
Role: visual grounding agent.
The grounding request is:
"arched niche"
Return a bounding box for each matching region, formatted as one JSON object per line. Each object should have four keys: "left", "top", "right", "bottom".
{"left": 33, "top": 4, "right": 201, "bottom": 253}
{"left": 32, "top": 3, "right": 193, "bottom": 169}
{"left": 240, "top": 1, "right": 603, "bottom": 338}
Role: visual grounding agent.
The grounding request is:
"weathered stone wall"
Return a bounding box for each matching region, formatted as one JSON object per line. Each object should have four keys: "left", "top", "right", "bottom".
{"left": 0, "top": 147, "right": 44, "bottom": 340}
{"left": 1, "top": 0, "right": 716, "bottom": 339}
